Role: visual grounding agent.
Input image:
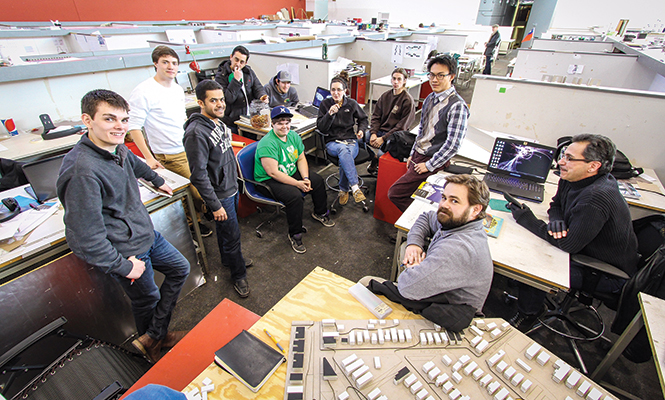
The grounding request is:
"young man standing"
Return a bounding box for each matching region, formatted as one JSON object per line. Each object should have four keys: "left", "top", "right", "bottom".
{"left": 483, "top": 25, "right": 501, "bottom": 75}
{"left": 57, "top": 89, "right": 190, "bottom": 363}
{"left": 264, "top": 70, "right": 300, "bottom": 107}
{"left": 388, "top": 55, "right": 469, "bottom": 211}
{"left": 127, "top": 45, "right": 211, "bottom": 237}
{"left": 215, "top": 45, "right": 268, "bottom": 132}
{"left": 183, "top": 80, "right": 251, "bottom": 297}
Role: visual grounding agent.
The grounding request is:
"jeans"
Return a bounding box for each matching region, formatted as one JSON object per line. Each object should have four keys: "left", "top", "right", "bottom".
{"left": 257, "top": 170, "right": 328, "bottom": 236}
{"left": 112, "top": 231, "right": 190, "bottom": 341}
{"left": 365, "top": 130, "right": 387, "bottom": 158}
{"left": 215, "top": 192, "right": 247, "bottom": 282}
{"left": 325, "top": 140, "right": 359, "bottom": 192}
{"left": 483, "top": 55, "right": 492, "bottom": 75}
{"left": 517, "top": 262, "right": 627, "bottom": 315}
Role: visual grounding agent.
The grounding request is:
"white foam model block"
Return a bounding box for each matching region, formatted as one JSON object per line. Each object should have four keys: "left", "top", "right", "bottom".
{"left": 423, "top": 361, "right": 436, "bottom": 373}
{"left": 378, "top": 329, "right": 384, "bottom": 344}
{"left": 442, "top": 381, "right": 454, "bottom": 393}
{"left": 345, "top": 359, "right": 364, "bottom": 375}
{"left": 459, "top": 396, "right": 470, "bottom": 400}
{"left": 552, "top": 364, "right": 571, "bottom": 383}
{"left": 448, "top": 388, "right": 461, "bottom": 400}
{"left": 367, "top": 323, "right": 375, "bottom": 329}
{"left": 405, "top": 329, "right": 413, "bottom": 342}
{"left": 201, "top": 391, "right": 207, "bottom": 400}
{"left": 515, "top": 358, "right": 531, "bottom": 373}
{"left": 322, "top": 332, "right": 340, "bottom": 337}
{"left": 201, "top": 377, "right": 213, "bottom": 386}
{"left": 428, "top": 367, "right": 441, "bottom": 380}
{"left": 377, "top": 396, "right": 388, "bottom": 400}
{"left": 487, "top": 350, "right": 505, "bottom": 367}
{"left": 475, "top": 319, "right": 486, "bottom": 329}
{"left": 525, "top": 342, "right": 542, "bottom": 360}
{"left": 410, "top": 380, "right": 423, "bottom": 394}
{"left": 322, "top": 319, "right": 335, "bottom": 326}
{"left": 536, "top": 351, "right": 551, "bottom": 366}
{"left": 485, "top": 322, "right": 497, "bottom": 331}
{"left": 470, "top": 335, "right": 483, "bottom": 347}
{"left": 349, "top": 333, "right": 356, "bottom": 345}
{"left": 458, "top": 354, "right": 471, "bottom": 366}
{"left": 480, "top": 374, "right": 493, "bottom": 387}
{"left": 393, "top": 319, "right": 399, "bottom": 325}
{"left": 369, "top": 319, "right": 377, "bottom": 325}
{"left": 511, "top": 373, "right": 524, "bottom": 386}
{"left": 379, "top": 319, "right": 386, "bottom": 325}
{"left": 501, "top": 321, "right": 510, "bottom": 330}
{"left": 426, "top": 396, "right": 436, "bottom": 400}
{"left": 374, "top": 356, "right": 381, "bottom": 369}
{"left": 419, "top": 332, "right": 427, "bottom": 346}
{"left": 201, "top": 384, "right": 214, "bottom": 393}
{"left": 470, "top": 325, "right": 484, "bottom": 337}
{"left": 391, "top": 328, "right": 398, "bottom": 343}
{"left": 566, "top": 370, "right": 581, "bottom": 388}
{"left": 338, "top": 391, "right": 350, "bottom": 400}
{"left": 434, "top": 332, "right": 442, "bottom": 345}
{"left": 186, "top": 388, "right": 201, "bottom": 400}
{"left": 490, "top": 328, "right": 502, "bottom": 339}
{"left": 452, "top": 361, "right": 463, "bottom": 372}
{"left": 487, "top": 381, "right": 501, "bottom": 395}
{"left": 404, "top": 373, "right": 418, "bottom": 387}
{"left": 371, "top": 333, "right": 378, "bottom": 345}
{"left": 357, "top": 371, "right": 373, "bottom": 388}
{"left": 503, "top": 366, "right": 516, "bottom": 380}
{"left": 586, "top": 388, "right": 602, "bottom": 400}
{"left": 367, "top": 388, "right": 381, "bottom": 400}
{"left": 426, "top": 332, "right": 434, "bottom": 345}
{"left": 554, "top": 359, "right": 567, "bottom": 369}
{"left": 452, "top": 371, "right": 463, "bottom": 384}
{"left": 416, "top": 388, "right": 429, "bottom": 400}
{"left": 441, "top": 332, "right": 449, "bottom": 345}
{"left": 494, "top": 387, "right": 510, "bottom": 400}
{"left": 363, "top": 330, "right": 370, "bottom": 342}
{"left": 356, "top": 331, "right": 363, "bottom": 345}
{"left": 434, "top": 323, "right": 441, "bottom": 331}
{"left": 464, "top": 361, "right": 478, "bottom": 376}
{"left": 565, "top": 397, "right": 574, "bottom": 400}
{"left": 337, "top": 324, "right": 344, "bottom": 331}
{"left": 520, "top": 379, "right": 533, "bottom": 393}
{"left": 442, "top": 354, "right": 453, "bottom": 366}
{"left": 496, "top": 360, "right": 508, "bottom": 373}
{"left": 398, "top": 329, "right": 405, "bottom": 343}
{"left": 576, "top": 380, "right": 591, "bottom": 397}
{"left": 436, "top": 373, "right": 449, "bottom": 386}
{"left": 385, "top": 330, "right": 391, "bottom": 342}
{"left": 473, "top": 368, "right": 485, "bottom": 381}
{"left": 287, "top": 386, "right": 304, "bottom": 393}
{"left": 352, "top": 365, "right": 370, "bottom": 381}
{"left": 476, "top": 339, "right": 490, "bottom": 353}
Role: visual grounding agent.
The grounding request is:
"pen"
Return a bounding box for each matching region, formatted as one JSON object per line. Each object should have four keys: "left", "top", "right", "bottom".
{"left": 130, "top": 279, "right": 135, "bottom": 285}
{"left": 264, "top": 329, "right": 285, "bottom": 353}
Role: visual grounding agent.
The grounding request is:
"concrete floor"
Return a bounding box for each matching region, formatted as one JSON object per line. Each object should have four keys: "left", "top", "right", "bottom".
{"left": 168, "top": 52, "right": 663, "bottom": 400}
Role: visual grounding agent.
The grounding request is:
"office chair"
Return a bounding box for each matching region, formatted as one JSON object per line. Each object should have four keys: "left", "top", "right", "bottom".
{"left": 236, "top": 142, "right": 306, "bottom": 238}
{"left": 528, "top": 214, "right": 665, "bottom": 374}
{"left": 316, "top": 129, "right": 375, "bottom": 213}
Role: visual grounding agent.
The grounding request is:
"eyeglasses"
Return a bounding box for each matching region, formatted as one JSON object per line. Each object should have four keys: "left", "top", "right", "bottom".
{"left": 559, "top": 153, "right": 590, "bottom": 163}
{"left": 427, "top": 72, "right": 451, "bottom": 81}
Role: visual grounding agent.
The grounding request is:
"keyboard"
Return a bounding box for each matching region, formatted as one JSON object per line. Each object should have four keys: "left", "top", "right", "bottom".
{"left": 484, "top": 174, "right": 539, "bottom": 192}
{"left": 298, "top": 105, "right": 319, "bottom": 119}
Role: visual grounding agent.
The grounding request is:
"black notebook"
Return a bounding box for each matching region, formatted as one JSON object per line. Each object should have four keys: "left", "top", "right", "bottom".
{"left": 214, "top": 329, "right": 286, "bottom": 392}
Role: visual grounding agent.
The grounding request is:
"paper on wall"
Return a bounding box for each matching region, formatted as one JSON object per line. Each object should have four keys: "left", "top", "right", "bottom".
{"left": 276, "top": 63, "right": 300, "bottom": 85}
{"left": 391, "top": 43, "right": 403, "bottom": 64}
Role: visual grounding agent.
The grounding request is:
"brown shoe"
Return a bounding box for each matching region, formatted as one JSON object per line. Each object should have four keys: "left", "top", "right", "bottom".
{"left": 338, "top": 191, "right": 349, "bottom": 205}
{"left": 162, "top": 330, "right": 190, "bottom": 349}
{"left": 353, "top": 189, "right": 366, "bottom": 203}
{"left": 132, "top": 333, "right": 162, "bottom": 363}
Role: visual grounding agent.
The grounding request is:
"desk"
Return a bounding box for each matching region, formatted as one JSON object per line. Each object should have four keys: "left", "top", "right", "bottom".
{"left": 235, "top": 112, "right": 318, "bottom": 155}
{"left": 0, "top": 130, "right": 83, "bottom": 161}
{"left": 367, "top": 74, "right": 429, "bottom": 116}
{"left": 391, "top": 173, "right": 570, "bottom": 292}
{"left": 621, "top": 168, "right": 665, "bottom": 217}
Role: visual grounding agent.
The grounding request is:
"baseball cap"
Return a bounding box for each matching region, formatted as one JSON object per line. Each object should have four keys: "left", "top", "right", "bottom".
{"left": 270, "top": 106, "right": 293, "bottom": 120}
{"left": 276, "top": 70, "right": 292, "bottom": 82}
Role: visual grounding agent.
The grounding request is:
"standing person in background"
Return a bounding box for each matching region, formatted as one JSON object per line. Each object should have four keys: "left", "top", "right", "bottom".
{"left": 215, "top": 45, "right": 268, "bottom": 133}
{"left": 483, "top": 24, "right": 501, "bottom": 75}
{"left": 366, "top": 67, "right": 416, "bottom": 175}
{"left": 317, "top": 71, "right": 369, "bottom": 205}
{"left": 127, "top": 45, "right": 211, "bottom": 238}
{"left": 264, "top": 70, "right": 299, "bottom": 107}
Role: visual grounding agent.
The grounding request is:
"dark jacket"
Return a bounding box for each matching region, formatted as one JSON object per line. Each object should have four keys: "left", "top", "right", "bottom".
{"left": 57, "top": 134, "right": 165, "bottom": 277}
{"left": 215, "top": 60, "right": 266, "bottom": 127}
{"left": 183, "top": 113, "right": 238, "bottom": 213}
{"left": 264, "top": 74, "right": 299, "bottom": 107}
{"left": 317, "top": 96, "right": 369, "bottom": 143}
{"left": 484, "top": 31, "right": 501, "bottom": 56}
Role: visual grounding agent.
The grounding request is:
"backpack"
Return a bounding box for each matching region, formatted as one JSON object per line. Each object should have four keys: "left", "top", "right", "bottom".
{"left": 385, "top": 131, "right": 415, "bottom": 163}
{"left": 555, "top": 136, "right": 642, "bottom": 179}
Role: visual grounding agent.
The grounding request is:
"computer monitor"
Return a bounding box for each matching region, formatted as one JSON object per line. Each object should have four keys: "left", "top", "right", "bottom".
{"left": 312, "top": 87, "right": 331, "bottom": 108}
{"left": 487, "top": 138, "right": 555, "bottom": 183}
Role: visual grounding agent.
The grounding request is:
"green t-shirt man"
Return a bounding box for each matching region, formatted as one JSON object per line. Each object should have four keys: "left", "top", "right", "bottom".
{"left": 254, "top": 129, "right": 305, "bottom": 182}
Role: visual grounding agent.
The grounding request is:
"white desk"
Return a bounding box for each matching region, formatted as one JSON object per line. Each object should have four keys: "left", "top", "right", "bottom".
{"left": 0, "top": 130, "right": 83, "bottom": 161}
{"left": 367, "top": 74, "right": 429, "bottom": 115}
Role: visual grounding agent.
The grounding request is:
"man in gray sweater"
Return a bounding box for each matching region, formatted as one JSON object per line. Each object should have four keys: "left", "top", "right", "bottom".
{"left": 397, "top": 174, "right": 493, "bottom": 313}
{"left": 57, "top": 89, "right": 190, "bottom": 363}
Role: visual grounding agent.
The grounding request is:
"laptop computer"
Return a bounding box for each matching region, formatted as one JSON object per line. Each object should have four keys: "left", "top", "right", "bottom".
{"left": 482, "top": 138, "right": 556, "bottom": 203}
{"left": 296, "top": 87, "right": 331, "bottom": 119}
{"left": 21, "top": 154, "right": 66, "bottom": 204}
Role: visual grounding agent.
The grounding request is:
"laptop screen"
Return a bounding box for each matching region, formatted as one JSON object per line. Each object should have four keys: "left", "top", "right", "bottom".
{"left": 312, "top": 87, "right": 331, "bottom": 108}
{"left": 487, "top": 138, "right": 555, "bottom": 183}
{"left": 21, "top": 154, "right": 65, "bottom": 203}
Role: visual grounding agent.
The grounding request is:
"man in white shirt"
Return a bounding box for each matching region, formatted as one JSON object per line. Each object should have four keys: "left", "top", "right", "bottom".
{"left": 128, "top": 46, "right": 211, "bottom": 237}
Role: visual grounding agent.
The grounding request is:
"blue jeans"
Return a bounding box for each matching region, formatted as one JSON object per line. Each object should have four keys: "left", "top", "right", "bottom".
{"left": 112, "top": 231, "right": 190, "bottom": 341}
{"left": 365, "top": 130, "right": 387, "bottom": 157}
{"left": 215, "top": 192, "right": 247, "bottom": 282}
{"left": 326, "top": 140, "right": 359, "bottom": 192}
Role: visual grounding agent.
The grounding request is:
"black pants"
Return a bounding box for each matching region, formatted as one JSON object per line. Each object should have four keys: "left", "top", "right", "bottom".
{"left": 483, "top": 55, "right": 492, "bottom": 75}
{"left": 257, "top": 169, "right": 328, "bottom": 236}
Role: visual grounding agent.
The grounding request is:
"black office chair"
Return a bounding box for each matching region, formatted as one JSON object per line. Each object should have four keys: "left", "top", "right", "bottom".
{"left": 316, "top": 129, "right": 375, "bottom": 213}
{"left": 528, "top": 214, "right": 665, "bottom": 374}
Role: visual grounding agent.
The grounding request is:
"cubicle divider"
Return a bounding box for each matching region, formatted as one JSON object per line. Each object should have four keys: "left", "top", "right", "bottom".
{"left": 469, "top": 75, "right": 665, "bottom": 181}
{"left": 530, "top": 38, "right": 615, "bottom": 52}
{"left": 408, "top": 33, "right": 467, "bottom": 56}
{"left": 512, "top": 49, "right": 658, "bottom": 90}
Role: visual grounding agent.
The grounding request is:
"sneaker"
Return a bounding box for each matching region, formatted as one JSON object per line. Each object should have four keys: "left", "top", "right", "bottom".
{"left": 338, "top": 191, "right": 349, "bottom": 205}
{"left": 198, "top": 223, "right": 213, "bottom": 238}
{"left": 234, "top": 278, "right": 250, "bottom": 298}
{"left": 245, "top": 258, "right": 253, "bottom": 268}
{"left": 311, "top": 212, "right": 335, "bottom": 227}
{"left": 353, "top": 189, "right": 366, "bottom": 203}
{"left": 508, "top": 307, "right": 545, "bottom": 333}
{"left": 367, "top": 159, "right": 378, "bottom": 176}
{"left": 288, "top": 233, "right": 306, "bottom": 254}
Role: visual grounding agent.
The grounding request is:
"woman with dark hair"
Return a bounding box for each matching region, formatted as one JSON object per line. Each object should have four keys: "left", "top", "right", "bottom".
{"left": 316, "top": 71, "right": 369, "bottom": 205}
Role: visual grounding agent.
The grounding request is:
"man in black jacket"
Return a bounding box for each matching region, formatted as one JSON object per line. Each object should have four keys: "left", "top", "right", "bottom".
{"left": 183, "top": 80, "right": 251, "bottom": 298}
{"left": 57, "top": 89, "right": 190, "bottom": 363}
{"left": 214, "top": 45, "right": 268, "bottom": 133}
{"left": 483, "top": 25, "right": 501, "bottom": 75}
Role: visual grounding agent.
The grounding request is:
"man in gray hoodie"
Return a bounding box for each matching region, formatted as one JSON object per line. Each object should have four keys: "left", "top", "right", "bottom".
{"left": 183, "top": 80, "right": 250, "bottom": 298}
{"left": 57, "top": 89, "right": 190, "bottom": 363}
{"left": 264, "top": 70, "right": 299, "bottom": 108}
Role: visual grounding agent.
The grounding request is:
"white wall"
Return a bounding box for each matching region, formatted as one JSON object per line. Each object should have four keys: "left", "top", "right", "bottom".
{"left": 530, "top": 38, "right": 615, "bottom": 52}
{"left": 327, "top": 0, "right": 481, "bottom": 29}
{"left": 551, "top": 0, "right": 665, "bottom": 32}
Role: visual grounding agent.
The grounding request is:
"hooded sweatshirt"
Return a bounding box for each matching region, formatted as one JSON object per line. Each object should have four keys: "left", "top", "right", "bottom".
{"left": 183, "top": 113, "right": 238, "bottom": 213}
{"left": 214, "top": 60, "right": 266, "bottom": 127}
{"left": 264, "top": 74, "right": 300, "bottom": 107}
